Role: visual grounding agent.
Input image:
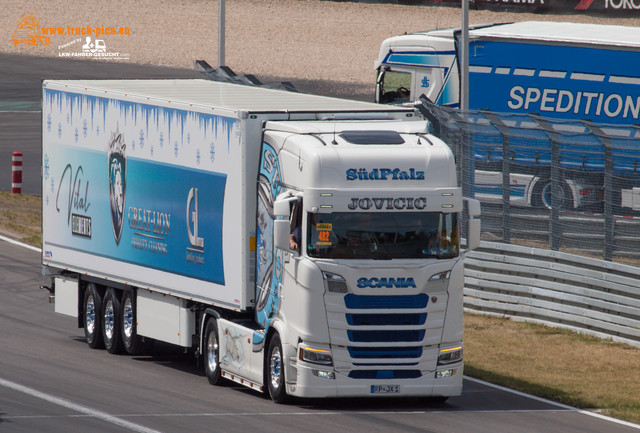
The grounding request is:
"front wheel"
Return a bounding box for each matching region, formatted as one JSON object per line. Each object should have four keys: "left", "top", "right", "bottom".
{"left": 267, "top": 333, "right": 289, "bottom": 404}
{"left": 83, "top": 284, "right": 104, "bottom": 349}
{"left": 204, "top": 318, "right": 222, "bottom": 385}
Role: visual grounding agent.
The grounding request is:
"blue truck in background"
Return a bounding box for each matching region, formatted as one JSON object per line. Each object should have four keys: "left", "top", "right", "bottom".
{"left": 375, "top": 21, "right": 640, "bottom": 212}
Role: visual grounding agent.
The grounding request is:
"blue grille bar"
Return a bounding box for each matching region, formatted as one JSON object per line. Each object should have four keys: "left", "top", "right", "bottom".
{"left": 346, "top": 313, "right": 427, "bottom": 326}
{"left": 344, "top": 294, "right": 428, "bottom": 309}
{"left": 348, "top": 347, "right": 423, "bottom": 359}
{"left": 348, "top": 370, "right": 422, "bottom": 379}
{"left": 348, "top": 330, "right": 425, "bottom": 343}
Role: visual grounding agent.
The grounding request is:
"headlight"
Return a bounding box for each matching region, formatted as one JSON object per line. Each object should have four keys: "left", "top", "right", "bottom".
{"left": 312, "top": 369, "right": 335, "bottom": 380}
{"left": 299, "top": 347, "right": 333, "bottom": 365}
{"left": 322, "top": 271, "right": 348, "bottom": 293}
{"left": 429, "top": 271, "right": 451, "bottom": 281}
{"left": 438, "top": 346, "right": 463, "bottom": 365}
{"left": 435, "top": 368, "right": 457, "bottom": 379}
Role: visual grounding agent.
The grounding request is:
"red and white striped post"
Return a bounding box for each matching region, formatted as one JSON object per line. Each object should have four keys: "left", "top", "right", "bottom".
{"left": 12, "top": 151, "right": 23, "bottom": 194}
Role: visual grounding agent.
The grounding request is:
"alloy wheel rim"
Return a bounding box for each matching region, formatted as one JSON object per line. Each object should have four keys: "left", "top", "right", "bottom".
{"left": 86, "top": 295, "right": 95, "bottom": 334}
{"left": 104, "top": 300, "right": 115, "bottom": 339}
{"left": 270, "top": 346, "right": 282, "bottom": 390}
{"left": 207, "top": 331, "right": 219, "bottom": 373}
{"left": 123, "top": 298, "right": 134, "bottom": 339}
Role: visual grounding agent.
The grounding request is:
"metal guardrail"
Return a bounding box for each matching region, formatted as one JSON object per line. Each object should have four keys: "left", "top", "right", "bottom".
{"left": 194, "top": 61, "right": 298, "bottom": 92}
{"left": 464, "top": 241, "right": 640, "bottom": 348}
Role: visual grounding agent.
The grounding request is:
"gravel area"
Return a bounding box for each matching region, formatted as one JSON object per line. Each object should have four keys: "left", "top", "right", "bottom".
{"left": 4, "top": 0, "right": 640, "bottom": 98}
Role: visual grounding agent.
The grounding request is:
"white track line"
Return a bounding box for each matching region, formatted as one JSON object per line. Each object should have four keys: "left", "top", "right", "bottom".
{"left": 465, "top": 376, "right": 640, "bottom": 430}
{"left": 0, "top": 377, "right": 162, "bottom": 433}
{"left": 0, "top": 234, "right": 41, "bottom": 252}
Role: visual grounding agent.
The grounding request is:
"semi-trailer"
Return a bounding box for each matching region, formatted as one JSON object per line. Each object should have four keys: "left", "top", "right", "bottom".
{"left": 42, "top": 79, "right": 480, "bottom": 402}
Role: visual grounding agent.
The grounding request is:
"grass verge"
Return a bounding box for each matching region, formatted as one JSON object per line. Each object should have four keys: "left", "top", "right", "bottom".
{"left": 1, "top": 193, "right": 638, "bottom": 424}
{"left": 465, "top": 313, "right": 640, "bottom": 424}
{"left": 0, "top": 192, "right": 41, "bottom": 246}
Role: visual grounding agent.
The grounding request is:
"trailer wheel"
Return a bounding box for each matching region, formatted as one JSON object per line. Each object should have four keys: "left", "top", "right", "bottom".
{"left": 120, "top": 291, "right": 147, "bottom": 355}
{"left": 83, "top": 283, "right": 104, "bottom": 349}
{"left": 204, "top": 318, "right": 222, "bottom": 385}
{"left": 535, "top": 180, "right": 574, "bottom": 210}
{"left": 103, "top": 288, "right": 124, "bottom": 354}
{"left": 267, "top": 333, "right": 289, "bottom": 404}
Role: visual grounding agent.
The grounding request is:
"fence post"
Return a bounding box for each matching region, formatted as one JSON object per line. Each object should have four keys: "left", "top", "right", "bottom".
{"left": 12, "top": 152, "right": 23, "bottom": 194}
{"left": 483, "top": 111, "right": 511, "bottom": 243}
{"left": 532, "top": 116, "right": 560, "bottom": 251}
{"left": 585, "top": 122, "right": 613, "bottom": 261}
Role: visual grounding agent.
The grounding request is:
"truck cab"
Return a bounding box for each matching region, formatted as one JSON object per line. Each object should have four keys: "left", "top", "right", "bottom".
{"left": 375, "top": 29, "right": 459, "bottom": 107}
{"left": 251, "top": 119, "right": 480, "bottom": 400}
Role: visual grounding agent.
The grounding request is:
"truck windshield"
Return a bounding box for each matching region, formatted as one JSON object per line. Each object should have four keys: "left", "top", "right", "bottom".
{"left": 378, "top": 69, "right": 411, "bottom": 104}
{"left": 307, "top": 212, "right": 458, "bottom": 260}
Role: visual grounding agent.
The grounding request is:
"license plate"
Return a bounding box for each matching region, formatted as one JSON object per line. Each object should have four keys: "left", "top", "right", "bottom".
{"left": 371, "top": 385, "right": 400, "bottom": 394}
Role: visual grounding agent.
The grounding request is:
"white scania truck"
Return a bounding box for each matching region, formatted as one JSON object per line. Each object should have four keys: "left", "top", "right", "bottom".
{"left": 42, "top": 79, "right": 480, "bottom": 402}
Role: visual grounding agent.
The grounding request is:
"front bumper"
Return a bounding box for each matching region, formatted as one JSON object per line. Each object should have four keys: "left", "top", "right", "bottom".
{"left": 287, "top": 359, "right": 463, "bottom": 399}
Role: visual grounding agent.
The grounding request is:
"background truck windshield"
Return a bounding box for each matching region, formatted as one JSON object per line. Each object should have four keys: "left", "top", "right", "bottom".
{"left": 307, "top": 212, "right": 459, "bottom": 259}
{"left": 378, "top": 69, "right": 411, "bottom": 104}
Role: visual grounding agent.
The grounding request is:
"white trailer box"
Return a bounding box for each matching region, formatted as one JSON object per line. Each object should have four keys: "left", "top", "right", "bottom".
{"left": 42, "top": 79, "right": 414, "bottom": 310}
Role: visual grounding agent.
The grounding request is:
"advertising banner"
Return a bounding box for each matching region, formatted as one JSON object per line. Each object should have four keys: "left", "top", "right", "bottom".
{"left": 395, "top": 0, "right": 639, "bottom": 15}
{"left": 42, "top": 86, "right": 244, "bottom": 306}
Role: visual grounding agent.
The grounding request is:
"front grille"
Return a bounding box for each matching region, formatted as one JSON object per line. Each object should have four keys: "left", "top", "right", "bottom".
{"left": 325, "top": 291, "right": 443, "bottom": 378}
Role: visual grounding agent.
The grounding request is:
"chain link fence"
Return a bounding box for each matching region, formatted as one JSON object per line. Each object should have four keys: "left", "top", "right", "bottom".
{"left": 418, "top": 97, "right": 640, "bottom": 264}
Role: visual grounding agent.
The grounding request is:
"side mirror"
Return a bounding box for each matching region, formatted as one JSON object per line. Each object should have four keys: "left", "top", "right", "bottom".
{"left": 274, "top": 219, "right": 291, "bottom": 251}
{"left": 464, "top": 198, "right": 481, "bottom": 251}
{"left": 273, "top": 193, "right": 302, "bottom": 252}
{"left": 375, "top": 71, "right": 383, "bottom": 104}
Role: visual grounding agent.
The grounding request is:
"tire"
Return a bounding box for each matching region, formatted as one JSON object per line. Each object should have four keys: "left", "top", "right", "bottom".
{"left": 120, "top": 291, "right": 148, "bottom": 355}
{"left": 102, "top": 288, "right": 124, "bottom": 354}
{"left": 534, "top": 180, "right": 574, "bottom": 210}
{"left": 204, "top": 318, "right": 222, "bottom": 385}
{"left": 267, "top": 333, "right": 289, "bottom": 404}
{"left": 83, "top": 283, "right": 104, "bottom": 349}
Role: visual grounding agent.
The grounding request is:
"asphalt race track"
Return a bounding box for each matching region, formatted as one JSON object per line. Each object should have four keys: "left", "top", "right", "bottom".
{"left": 1, "top": 237, "right": 639, "bottom": 433}
{"left": 1, "top": 54, "right": 639, "bottom": 432}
